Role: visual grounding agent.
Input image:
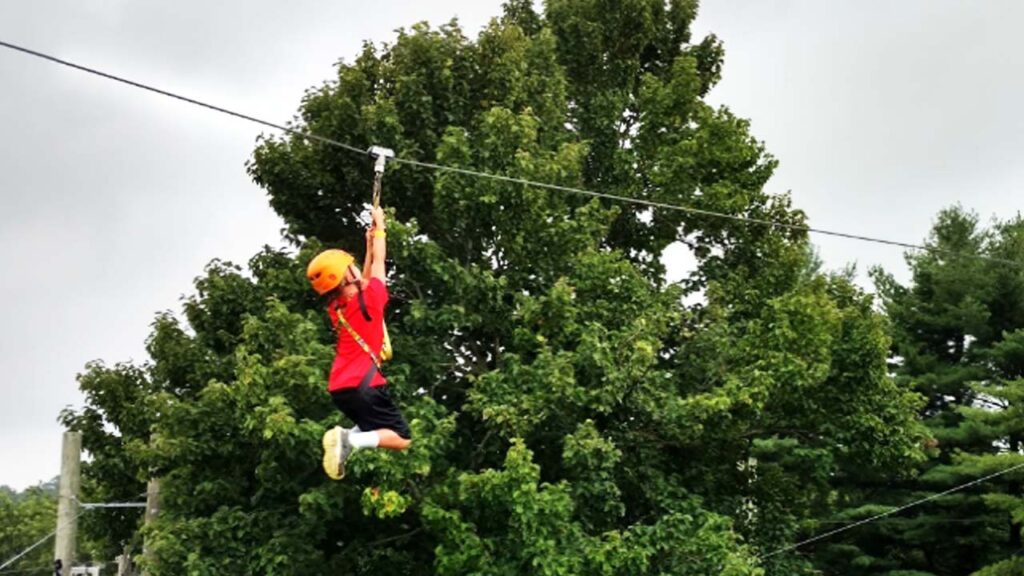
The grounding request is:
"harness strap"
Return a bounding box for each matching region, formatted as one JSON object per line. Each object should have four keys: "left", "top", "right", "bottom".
{"left": 357, "top": 287, "right": 373, "bottom": 322}
{"left": 335, "top": 305, "right": 383, "bottom": 372}
{"left": 357, "top": 362, "right": 378, "bottom": 391}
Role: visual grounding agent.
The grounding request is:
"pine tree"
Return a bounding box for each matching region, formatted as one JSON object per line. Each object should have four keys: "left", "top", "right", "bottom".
{"left": 824, "top": 209, "right": 1024, "bottom": 575}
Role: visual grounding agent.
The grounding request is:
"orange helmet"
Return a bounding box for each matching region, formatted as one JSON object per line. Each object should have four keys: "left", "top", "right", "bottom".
{"left": 307, "top": 249, "right": 355, "bottom": 295}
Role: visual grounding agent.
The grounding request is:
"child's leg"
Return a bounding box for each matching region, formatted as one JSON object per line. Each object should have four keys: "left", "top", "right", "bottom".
{"left": 353, "top": 385, "right": 412, "bottom": 451}
{"left": 375, "top": 429, "right": 411, "bottom": 450}
{"left": 348, "top": 428, "right": 409, "bottom": 451}
{"left": 332, "top": 385, "right": 411, "bottom": 455}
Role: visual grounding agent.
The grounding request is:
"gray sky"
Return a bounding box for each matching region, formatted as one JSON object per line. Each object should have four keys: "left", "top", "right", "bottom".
{"left": 1, "top": 1, "right": 1022, "bottom": 490}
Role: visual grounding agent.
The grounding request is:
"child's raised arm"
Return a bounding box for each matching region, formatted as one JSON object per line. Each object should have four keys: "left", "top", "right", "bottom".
{"left": 370, "top": 207, "right": 387, "bottom": 283}
{"left": 363, "top": 227, "right": 374, "bottom": 279}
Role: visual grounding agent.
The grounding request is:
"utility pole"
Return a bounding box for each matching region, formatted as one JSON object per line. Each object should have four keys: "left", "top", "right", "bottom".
{"left": 54, "top": 431, "right": 82, "bottom": 575}
{"left": 144, "top": 479, "right": 160, "bottom": 525}
{"left": 141, "top": 478, "right": 160, "bottom": 576}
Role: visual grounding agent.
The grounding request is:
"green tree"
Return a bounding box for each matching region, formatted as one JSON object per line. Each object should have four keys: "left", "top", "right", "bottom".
{"left": 0, "top": 482, "right": 58, "bottom": 573}
{"left": 58, "top": 363, "right": 153, "bottom": 564}
{"left": 63, "top": 2, "right": 925, "bottom": 574}
{"left": 822, "top": 208, "right": 1024, "bottom": 575}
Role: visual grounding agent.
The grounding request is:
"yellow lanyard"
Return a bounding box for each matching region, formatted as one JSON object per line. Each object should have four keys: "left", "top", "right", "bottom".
{"left": 335, "top": 306, "right": 382, "bottom": 371}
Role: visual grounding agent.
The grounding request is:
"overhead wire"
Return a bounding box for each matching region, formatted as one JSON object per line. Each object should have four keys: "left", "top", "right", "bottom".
{"left": 0, "top": 508, "right": 84, "bottom": 571}
{"left": 758, "top": 460, "right": 1024, "bottom": 560}
{"left": 3, "top": 38, "right": 1024, "bottom": 562}
{"left": 0, "top": 492, "right": 147, "bottom": 572}
{"left": 392, "top": 155, "right": 1023, "bottom": 267}
{"left": 0, "top": 565, "right": 51, "bottom": 575}
{"left": 0, "top": 38, "right": 1019, "bottom": 268}
{"left": 0, "top": 40, "right": 365, "bottom": 157}
{"left": 74, "top": 496, "right": 147, "bottom": 510}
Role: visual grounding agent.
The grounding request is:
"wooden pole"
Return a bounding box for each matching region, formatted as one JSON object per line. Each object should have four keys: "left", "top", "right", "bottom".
{"left": 116, "top": 544, "right": 133, "bottom": 576}
{"left": 54, "top": 431, "right": 82, "bottom": 575}
{"left": 144, "top": 479, "right": 160, "bottom": 525}
{"left": 141, "top": 478, "right": 160, "bottom": 576}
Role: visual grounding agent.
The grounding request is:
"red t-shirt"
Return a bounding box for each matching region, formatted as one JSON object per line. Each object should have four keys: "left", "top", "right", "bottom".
{"left": 326, "top": 277, "right": 389, "bottom": 391}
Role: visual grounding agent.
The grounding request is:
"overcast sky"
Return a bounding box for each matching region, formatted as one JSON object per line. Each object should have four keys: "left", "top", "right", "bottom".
{"left": 1, "top": 1, "right": 1022, "bottom": 490}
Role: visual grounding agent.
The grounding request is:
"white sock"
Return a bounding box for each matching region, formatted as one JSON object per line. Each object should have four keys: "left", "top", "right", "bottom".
{"left": 349, "top": 430, "right": 380, "bottom": 449}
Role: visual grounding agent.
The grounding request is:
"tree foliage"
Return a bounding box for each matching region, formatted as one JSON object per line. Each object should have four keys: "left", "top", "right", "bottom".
{"left": 816, "top": 208, "right": 1024, "bottom": 576}
{"left": 62, "top": 2, "right": 926, "bottom": 574}
{"left": 0, "top": 482, "right": 58, "bottom": 573}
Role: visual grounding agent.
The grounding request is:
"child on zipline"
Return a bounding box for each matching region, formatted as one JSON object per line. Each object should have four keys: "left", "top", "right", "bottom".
{"left": 307, "top": 206, "right": 411, "bottom": 480}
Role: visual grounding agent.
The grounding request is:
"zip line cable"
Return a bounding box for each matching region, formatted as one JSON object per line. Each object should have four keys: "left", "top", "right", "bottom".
{"left": 391, "top": 155, "right": 1014, "bottom": 266}
{"left": 758, "top": 460, "right": 1024, "bottom": 560}
{"left": 1, "top": 38, "right": 1019, "bottom": 268}
{"left": 0, "top": 40, "right": 365, "bottom": 158}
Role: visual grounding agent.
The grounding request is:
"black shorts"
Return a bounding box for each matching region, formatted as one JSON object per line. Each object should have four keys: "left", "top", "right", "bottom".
{"left": 330, "top": 385, "right": 411, "bottom": 440}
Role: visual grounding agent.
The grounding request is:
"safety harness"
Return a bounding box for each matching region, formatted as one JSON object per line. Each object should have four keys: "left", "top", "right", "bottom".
{"left": 335, "top": 303, "right": 383, "bottom": 390}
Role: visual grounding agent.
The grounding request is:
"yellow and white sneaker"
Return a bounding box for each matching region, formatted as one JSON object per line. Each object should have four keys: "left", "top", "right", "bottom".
{"left": 322, "top": 426, "right": 352, "bottom": 480}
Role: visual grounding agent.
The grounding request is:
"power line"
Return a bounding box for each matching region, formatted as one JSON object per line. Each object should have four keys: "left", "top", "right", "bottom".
{"left": 759, "top": 460, "right": 1024, "bottom": 561}
{"left": 0, "top": 38, "right": 1018, "bottom": 268}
